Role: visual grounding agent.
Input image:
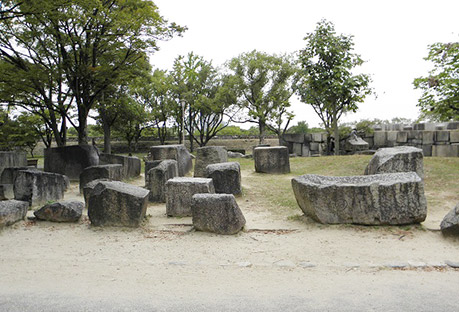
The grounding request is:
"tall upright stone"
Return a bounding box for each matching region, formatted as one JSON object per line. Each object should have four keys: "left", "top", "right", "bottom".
{"left": 44, "top": 145, "right": 99, "bottom": 180}
{"left": 146, "top": 160, "right": 178, "bottom": 202}
{"left": 99, "top": 153, "right": 141, "bottom": 179}
{"left": 149, "top": 145, "right": 192, "bottom": 177}
{"left": 254, "top": 146, "right": 290, "bottom": 174}
{"left": 194, "top": 146, "right": 228, "bottom": 177}
{"left": 205, "top": 162, "right": 241, "bottom": 195}
{"left": 0, "top": 151, "right": 27, "bottom": 177}
{"left": 79, "top": 164, "right": 123, "bottom": 193}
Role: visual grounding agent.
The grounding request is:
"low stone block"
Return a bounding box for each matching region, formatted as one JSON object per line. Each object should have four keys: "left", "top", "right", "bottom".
{"left": 34, "top": 201, "right": 84, "bottom": 222}
{"left": 191, "top": 194, "right": 246, "bottom": 235}
{"left": 291, "top": 172, "right": 427, "bottom": 225}
{"left": 79, "top": 164, "right": 123, "bottom": 193}
{"left": 440, "top": 203, "right": 459, "bottom": 236}
{"left": 146, "top": 160, "right": 178, "bottom": 202}
{"left": 373, "top": 131, "right": 386, "bottom": 147}
{"left": 422, "top": 131, "right": 435, "bottom": 145}
{"left": 254, "top": 146, "right": 290, "bottom": 174}
{"left": 386, "top": 131, "right": 397, "bottom": 146}
{"left": 282, "top": 134, "right": 305, "bottom": 144}
{"left": 422, "top": 145, "right": 432, "bottom": 157}
{"left": 432, "top": 145, "right": 459, "bottom": 157}
{"left": 447, "top": 122, "right": 459, "bottom": 130}
{"left": 309, "top": 142, "right": 319, "bottom": 152}
{"left": 82, "top": 179, "right": 110, "bottom": 207}
{"left": 88, "top": 181, "right": 149, "bottom": 227}
{"left": 194, "top": 146, "right": 228, "bottom": 177}
{"left": 99, "top": 153, "right": 141, "bottom": 179}
{"left": 435, "top": 131, "right": 450, "bottom": 142}
{"left": 165, "top": 177, "right": 214, "bottom": 217}
{"left": 396, "top": 131, "right": 408, "bottom": 143}
{"left": 450, "top": 131, "right": 459, "bottom": 143}
{"left": 150, "top": 145, "right": 192, "bottom": 177}
{"left": 14, "top": 170, "right": 66, "bottom": 207}
{"left": 0, "top": 167, "right": 35, "bottom": 184}
{"left": 293, "top": 143, "right": 303, "bottom": 156}
{"left": 44, "top": 145, "right": 99, "bottom": 180}
{"left": 205, "top": 162, "right": 241, "bottom": 195}
{"left": 364, "top": 146, "right": 424, "bottom": 179}
{"left": 0, "top": 151, "right": 27, "bottom": 177}
{"left": 0, "top": 200, "right": 29, "bottom": 227}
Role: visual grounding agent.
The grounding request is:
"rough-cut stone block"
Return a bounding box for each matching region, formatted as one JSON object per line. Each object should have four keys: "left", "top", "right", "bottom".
{"left": 14, "top": 170, "right": 66, "bottom": 206}
{"left": 450, "top": 131, "right": 459, "bottom": 143}
{"left": 88, "top": 181, "right": 149, "bottom": 227}
{"left": 0, "top": 200, "right": 28, "bottom": 227}
{"left": 447, "top": 122, "right": 459, "bottom": 130}
{"left": 227, "top": 151, "right": 244, "bottom": 158}
{"left": 150, "top": 145, "right": 192, "bottom": 177}
{"left": 441, "top": 203, "right": 459, "bottom": 236}
{"left": 407, "top": 130, "right": 422, "bottom": 140}
{"left": 422, "top": 131, "right": 435, "bottom": 145}
{"left": 205, "top": 162, "right": 241, "bottom": 195}
{"left": 282, "top": 134, "right": 305, "bottom": 144}
{"left": 0, "top": 151, "right": 27, "bottom": 177}
{"left": 345, "top": 137, "right": 369, "bottom": 153}
{"left": 144, "top": 160, "right": 163, "bottom": 184}
{"left": 79, "top": 164, "right": 123, "bottom": 193}
{"left": 0, "top": 184, "right": 14, "bottom": 200}
{"left": 386, "top": 131, "right": 397, "bottom": 146}
{"left": 34, "top": 201, "right": 84, "bottom": 222}
{"left": 312, "top": 133, "right": 326, "bottom": 142}
{"left": 422, "top": 145, "right": 432, "bottom": 157}
{"left": 435, "top": 131, "right": 450, "bottom": 142}
{"left": 146, "top": 160, "right": 178, "bottom": 202}
{"left": 396, "top": 131, "right": 408, "bottom": 143}
{"left": 309, "top": 142, "right": 319, "bottom": 151}
{"left": 82, "top": 179, "right": 110, "bottom": 207}
{"left": 1, "top": 167, "right": 36, "bottom": 184}
{"left": 191, "top": 194, "right": 246, "bottom": 235}
{"left": 432, "top": 145, "right": 459, "bottom": 157}
{"left": 292, "top": 172, "right": 427, "bottom": 225}
{"left": 254, "top": 146, "right": 290, "bottom": 174}
{"left": 44, "top": 145, "right": 99, "bottom": 180}
{"left": 364, "top": 146, "right": 424, "bottom": 179}
{"left": 99, "top": 153, "right": 141, "bottom": 179}
{"left": 293, "top": 143, "right": 303, "bottom": 156}
{"left": 373, "top": 131, "right": 387, "bottom": 147}
{"left": 165, "top": 177, "right": 214, "bottom": 217}
{"left": 194, "top": 146, "right": 228, "bottom": 177}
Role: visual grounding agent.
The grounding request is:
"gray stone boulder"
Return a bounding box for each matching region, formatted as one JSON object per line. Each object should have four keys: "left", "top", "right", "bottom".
{"left": 194, "top": 146, "right": 228, "bottom": 177}
{"left": 14, "top": 170, "right": 67, "bottom": 207}
{"left": 0, "top": 151, "right": 27, "bottom": 177}
{"left": 228, "top": 151, "right": 244, "bottom": 158}
{"left": 0, "top": 184, "right": 14, "bottom": 200}
{"left": 254, "top": 146, "right": 290, "bottom": 174}
{"left": 44, "top": 145, "right": 99, "bottom": 180}
{"left": 79, "top": 164, "right": 123, "bottom": 193}
{"left": 165, "top": 177, "right": 215, "bottom": 217}
{"left": 191, "top": 194, "right": 246, "bottom": 235}
{"left": 205, "top": 162, "right": 241, "bottom": 195}
{"left": 34, "top": 201, "right": 84, "bottom": 222}
{"left": 364, "top": 146, "right": 424, "bottom": 179}
{"left": 149, "top": 145, "right": 192, "bottom": 177}
{"left": 291, "top": 172, "right": 427, "bottom": 225}
{"left": 88, "top": 181, "right": 150, "bottom": 227}
{"left": 82, "top": 179, "right": 110, "bottom": 207}
{"left": 440, "top": 203, "right": 459, "bottom": 236}
{"left": 0, "top": 200, "right": 29, "bottom": 227}
{"left": 144, "top": 160, "right": 163, "bottom": 184}
{"left": 0, "top": 167, "right": 39, "bottom": 200}
{"left": 99, "top": 153, "right": 141, "bottom": 179}
{"left": 146, "top": 160, "right": 178, "bottom": 202}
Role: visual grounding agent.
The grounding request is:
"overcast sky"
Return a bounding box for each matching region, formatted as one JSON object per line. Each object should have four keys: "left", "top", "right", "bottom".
{"left": 150, "top": 0, "right": 458, "bottom": 127}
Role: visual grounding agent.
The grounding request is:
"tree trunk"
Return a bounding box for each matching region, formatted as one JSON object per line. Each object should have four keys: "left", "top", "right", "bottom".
{"left": 103, "top": 121, "right": 111, "bottom": 154}
{"left": 78, "top": 124, "right": 88, "bottom": 145}
{"left": 333, "top": 117, "right": 339, "bottom": 156}
{"left": 258, "top": 122, "right": 266, "bottom": 145}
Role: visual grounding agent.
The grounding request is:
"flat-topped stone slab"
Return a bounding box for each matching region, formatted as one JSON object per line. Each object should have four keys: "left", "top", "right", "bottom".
{"left": 191, "top": 194, "right": 246, "bottom": 235}
{"left": 87, "top": 181, "right": 149, "bottom": 227}
{"left": 165, "top": 177, "right": 215, "bottom": 217}
{"left": 34, "top": 201, "right": 84, "bottom": 222}
{"left": 44, "top": 145, "right": 99, "bottom": 180}
{"left": 0, "top": 200, "right": 29, "bottom": 227}
{"left": 0, "top": 151, "right": 27, "bottom": 177}
{"left": 292, "top": 172, "right": 427, "bottom": 225}
{"left": 205, "top": 162, "right": 241, "bottom": 195}
{"left": 254, "top": 146, "right": 290, "bottom": 174}
{"left": 364, "top": 146, "right": 424, "bottom": 179}
{"left": 146, "top": 160, "right": 178, "bottom": 202}
{"left": 149, "top": 145, "right": 192, "bottom": 177}
{"left": 79, "top": 164, "right": 123, "bottom": 193}
{"left": 99, "top": 153, "right": 141, "bottom": 179}
{"left": 194, "top": 146, "right": 228, "bottom": 177}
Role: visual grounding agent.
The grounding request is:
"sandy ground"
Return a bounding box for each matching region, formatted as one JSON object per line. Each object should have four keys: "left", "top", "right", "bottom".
{"left": 0, "top": 172, "right": 458, "bottom": 311}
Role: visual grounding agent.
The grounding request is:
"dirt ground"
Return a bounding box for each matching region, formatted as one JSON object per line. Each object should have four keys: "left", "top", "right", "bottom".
{"left": 0, "top": 168, "right": 458, "bottom": 311}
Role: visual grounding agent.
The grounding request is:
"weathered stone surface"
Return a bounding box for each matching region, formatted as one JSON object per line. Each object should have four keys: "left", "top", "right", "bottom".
{"left": 291, "top": 172, "right": 427, "bottom": 225}
{"left": 146, "top": 160, "right": 178, "bottom": 202}
{"left": 345, "top": 137, "right": 369, "bottom": 153}
{"left": 165, "top": 177, "right": 214, "bottom": 217}
{"left": 396, "top": 131, "right": 408, "bottom": 143}
{"left": 44, "top": 145, "right": 99, "bottom": 180}
{"left": 14, "top": 170, "right": 66, "bottom": 206}
{"left": 422, "top": 131, "right": 435, "bottom": 145}
{"left": 283, "top": 134, "right": 305, "bottom": 144}
{"left": 79, "top": 164, "right": 123, "bottom": 193}
{"left": 0, "top": 184, "right": 14, "bottom": 200}
{"left": 191, "top": 194, "right": 246, "bottom": 235}
{"left": 373, "top": 131, "right": 387, "bottom": 147}
{"left": 435, "top": 130, "right": 450, "bottom": 142}
{"left": 150, "top": 145, "right": 192, "bottom": 177}
{"left": 34, "top": 201, "right": 84, "bottom": 222}
{"left": 82, "top": 179, "right": 110, "bottom": 206}
{"left": 440, "top": 203, "right": 459, "bottom": 236}
{"left": 422, "top": 144, "right": 432, "bottom": 157}
{"left": 227, "top": 151, "right": 244, "bottom": 158}
{"left": 0, "top": 200, "right": 28, "bottom": 227}
{"left": 364, "top": 146, "right": 424, "bottom": 179}
{"left": 450, "top": 131, "right": 459, "bottom": 143}
{"left": 99, "top": 153, "right": 141, "bottom": 179}
{"left": 432, "top": 145, "right": 459, "bottom": 157}
{"left": 88, "top": 181, "right": 149, "bottom": 227}
{"left": 254, "top": 146, "right": 290, "bottom": 174}
{"left": 0, "top": 167, "right": 34, "bottom": 184}
{"left": 194, "top": 146, "right": 228, "bottom": 177}
{"left": 0, "top": 151, "right": 27, "bottom": 177}
{"left": 205, "top": 162, "right": 241, "bottom": 195}
{"left": 144, "top": 160, "right": 163, "bottom": 184}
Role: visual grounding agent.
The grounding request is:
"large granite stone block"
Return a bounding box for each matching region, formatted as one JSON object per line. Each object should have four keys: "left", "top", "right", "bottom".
{"left": 440, "top": 203, "right": 459, "bottom": 236}
{"left": 292, "top": 172, "right": 427, "bottom": 225}
{"left": 254, "top": 146, "right": 290, "bottom": 174}
{"left": 34, "top": 201, "right": 84, "bottom": 222}
{"left": 422, "top": 131, "right": 435, "bottom": 145}
{"left": 205, "top": 162, "right": 241, "bottom": 195}
{"left": 44, "top": 145, "right": 99, "bottom": 180}
{"left": 150, "top": 145, "right": 192, "bottom": 177}
{"left": 194, "top": 146, "right": 228, "bottom": 177}
{"left": 373, "top": 131, "right": 387, "bottom": 147}
{"left": 14, "top": 170, "right": 66, "bottom": 207}
{"left": 88, "top": 181, "right": 149, "bottom": 227}
{"left": 99, "top": 153, "right": 141, "bottom": 179}
{"left": 432, "top": 145, "right": 459, "bottom": 157}
{"left": 0, "top": 200, "right": 28, "bottom": 227}
{"left": 79, "top": 164, "right": 123, "bottom": 193}
{"left": 146, "top": 160, "right": 178, "bottom": 202}
{"left": 435, "top": 131, "right": 450, "bottom": 142}
{"left": 450, "top": 131, "right": 459, "bottom": 143}
{"left": 144, "top": 160, "right": 163, "bottom": 184}
{"left": 0, "top": 151, "right": 27, "bottom": 177}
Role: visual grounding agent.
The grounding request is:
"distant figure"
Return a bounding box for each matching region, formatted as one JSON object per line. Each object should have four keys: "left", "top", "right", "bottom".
{"left": 330, "top": 137, "right": 335, "bottom": 154}
{"left": 350, "top": 129, "right": 358, "bottom": 141}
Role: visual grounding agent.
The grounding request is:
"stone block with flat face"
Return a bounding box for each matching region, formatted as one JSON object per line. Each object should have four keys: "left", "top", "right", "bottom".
{"left": 0, "top": 151, "right": 27, "bottom": 177}
{"left": 44, "top": 145, "right": 99, "bottom": 180}
{"left": 435, "top": 131, "right": 450, "bottom": 142}
{"left": 0, "top": 200, "right": 29, "bottom": 227}
{"left": 450, "top": 131, "right": 459, "bottom": 143}
{"left": 254, "top": 146, "right": 290, "bottom": 174}
{"left": 149, "top": 145, "right": 192, "bottom": 177}
{"left": 146, "top": 159, "right": 178, "bottom": 203}
{"left": 79, "top": 164, "right": 123, "bottom": 193}
{"left": 432, "top": 145, "right": 459, "bottom": 157}
{"left": 99, "top": 153, "right": 141, "bottom": 179}
{"left": 194, "top": 146, "right": 228, "bottom": 177}
{"left": 205, "top": 162, "right": 241, "bottom": 196}
{"left": 373, "top": 131, "right": 387, "bottom": 147}
{"left": 422, "top": 131, "right": 435, "bottom": 145}
{"left": 396, "top": 131, "right": 408, "bottom": 143}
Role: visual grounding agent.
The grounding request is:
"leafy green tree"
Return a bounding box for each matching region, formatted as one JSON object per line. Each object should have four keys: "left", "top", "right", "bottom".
{"left": 287, "top": 121, "right": 309, "bottom": 134}
{"left": 295, "top": 20, "right": 372, "bottom": 155}
{"left": 413, "top": 42, "right": 459, "bottom": 121}
{"left": 227, "top": 50, "right": 297, "bottom": 144}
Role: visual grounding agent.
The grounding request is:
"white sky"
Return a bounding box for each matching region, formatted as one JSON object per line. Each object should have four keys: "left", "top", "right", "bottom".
{"left": 149, "top": 0, "right": 459, "bottom": 128}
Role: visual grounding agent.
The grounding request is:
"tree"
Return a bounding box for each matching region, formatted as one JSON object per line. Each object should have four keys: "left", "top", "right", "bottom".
{"left": 287, "top": 121, "right": 309, "bottom": 134}
{"left": 295, "top": 20, "right": 372, "bottom": 155}
{"left": 413, "top": 42, "right": 459, "bottom": 121}
{"left": 227, "top": 50, "right": 297, "bottom": 144}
